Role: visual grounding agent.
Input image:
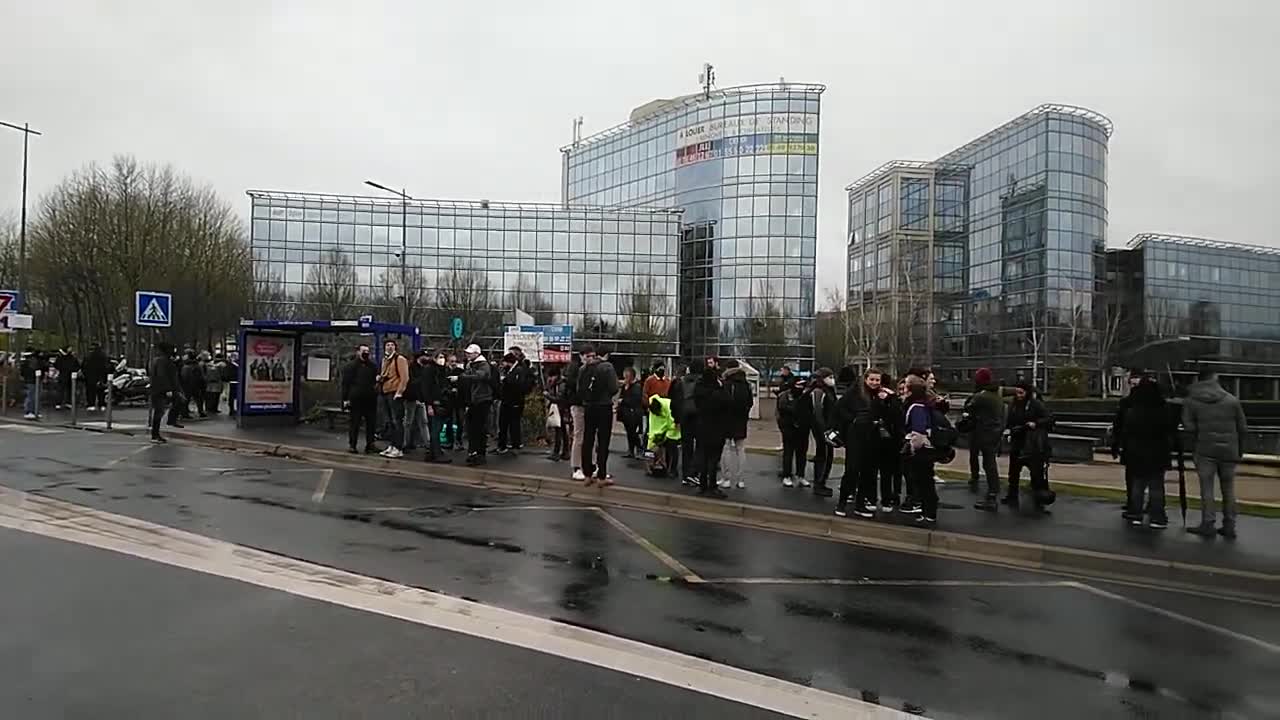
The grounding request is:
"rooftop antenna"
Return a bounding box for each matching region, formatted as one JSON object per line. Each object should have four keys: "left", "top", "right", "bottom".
{"left": 699, "top": 63, "right": 716, "bottom": 99}
{"left": 572, "top": 116, "right": 583, "bottom": 147}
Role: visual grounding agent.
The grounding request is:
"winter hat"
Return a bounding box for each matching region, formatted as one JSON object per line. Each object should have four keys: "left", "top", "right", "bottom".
{"left": 974, "top": 367, "right": 993, "bottom": 387}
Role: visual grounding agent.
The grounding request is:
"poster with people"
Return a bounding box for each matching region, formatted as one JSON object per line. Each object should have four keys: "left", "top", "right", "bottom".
{"left": 243, "top": 333, "right": 295, "bottom": 412}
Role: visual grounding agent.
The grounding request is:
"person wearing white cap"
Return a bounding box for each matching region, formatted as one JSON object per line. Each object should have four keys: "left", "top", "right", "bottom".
{"left": 452, "top": 344, "right": 495, "bottom": 465}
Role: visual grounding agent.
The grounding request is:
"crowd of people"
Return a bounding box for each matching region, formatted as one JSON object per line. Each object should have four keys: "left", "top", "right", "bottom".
{"left": 144, "top": 344, "right": 240, "bottom": 442}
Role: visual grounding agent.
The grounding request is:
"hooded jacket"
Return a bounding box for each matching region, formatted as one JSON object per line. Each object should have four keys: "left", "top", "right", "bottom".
{"left": 462, "top": 356, "right": 494, "bottom": 407}
{"left": 647, "top": 395, "right": 682, "bottom": 445}
{"left": 1182, "top": 379, "right": 1247, "bottom": 462}
{"left": 578, "top": 359, "right": 618, "bottom": 407}
{"left": 692, "top": 369, "right": 730, "bottom": 440}
{"left": 962, "top": 385, "right": 1005, "bottom": 450}
{"left": 722, "top": 366, "right": 753, "bottom": 440}
{"left": 82, "top": 347, "right": 110, "bottom": 384}
{"left": 1113, "top": 380, "right": 1179, "bottom": 472}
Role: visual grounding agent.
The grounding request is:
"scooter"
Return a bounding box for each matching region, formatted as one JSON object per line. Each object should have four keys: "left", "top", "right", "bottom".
{"left": 109, "top": 359, "right": 151, "bottom": 406}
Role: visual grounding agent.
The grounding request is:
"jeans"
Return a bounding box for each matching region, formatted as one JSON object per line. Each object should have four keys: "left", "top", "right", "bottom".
{"left": 1194, "top": 456, "right": 1237, "bottom": 529}
{"left": 780, "top": 427, "right": 808, "bottom": 479}
{"left": 24, "top": 383, "right": 37, "bottom": 415}
{"left": 907, "top": 452, "right": 938, "bottom": 519}
{"left": 384, "top": 396, "right": 405, "bottom": 449}
{"left": 581, "top": 404, "right": 613, "bottom": 478}
{"left": 698, "top": 436, "right": 727, "bottom": 491}
{"left": 1125, "top": 467, "right": 1167, "bottom": 523}
{"left": 570, "top": 406, "right": 585, "bottom": 470}
{"left": 497, "top": 401, "right": 523, "bottom": 450}
{"left": 467, "top": 402, "right": 491, "bottom": 456}
{"left": 414, "top": 404, "right": 444, "bottom": 459}
{"left": 149, "top": 394, "right": 168, "bottom": 438}
{"left": 551, "top": 419, "right": 569, "bottom": 458}
{"left": 348, "top": 398, "right": 377, "bottom": 450}
{"left": 969, "top": 443, "right": 1000, "bottom": 497}
{"left": 721, "top": 438, "right": 747, "bottom": 484}
{"left": 403, "top": 401, "right": 424, "bottom": 449}
{"left": 810, "top": 428, "right": 834, "bottom": 485}
{"left": 681, "top": 414, "right": 701, "bottom": 479}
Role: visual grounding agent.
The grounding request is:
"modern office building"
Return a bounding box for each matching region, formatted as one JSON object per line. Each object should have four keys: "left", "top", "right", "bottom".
{"left": 562, "top": 80, "right": 824, "bottom": 371}
{"left": 247, "top": 190, "right": 682, "bottom": 361}
{"left": 1106, "top": 233, "right": 1280, "bottom": 399}
{"left": 845, "top": 104, "right": 1112, "bottom": 389}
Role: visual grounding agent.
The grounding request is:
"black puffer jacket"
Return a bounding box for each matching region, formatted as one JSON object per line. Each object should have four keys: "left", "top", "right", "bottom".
{"left": 692, "top": 370, "right": 730, "bottom": 441}
{"left": 1006, "top": 394, "right": 1051, "bottom": 461}
{"left": 1114, "top": 381, "right": 1179, "bottom": 473}
{"left": 722, "top": 366, "right": 753, "bottom": 440}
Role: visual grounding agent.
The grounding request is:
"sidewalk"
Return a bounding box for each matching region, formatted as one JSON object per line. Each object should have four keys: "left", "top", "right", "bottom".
{"left": 13, "top": 406, "right": 1280, "bottom": 590}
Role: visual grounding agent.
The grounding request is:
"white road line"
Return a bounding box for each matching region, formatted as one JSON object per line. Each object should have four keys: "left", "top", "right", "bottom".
{"left": 596, "top": 509, "right": 703, "bottom": 583}
{"left": 106, "top": 444, "right": 152, "bottom": 467}
{"left": 1069, "top": 582, "right": 1280, "bottom": 655}
{"left": 311, "top": 468, "right": 334, "bottom": 503}
{"left": 0, "top": 485, "right": 916, "bottom": 720}
{"left": 707, "top": 578, "right": 1076, "bottom": 588}
{"left": 0, "top": 423, "right": 63, "bottom": 435}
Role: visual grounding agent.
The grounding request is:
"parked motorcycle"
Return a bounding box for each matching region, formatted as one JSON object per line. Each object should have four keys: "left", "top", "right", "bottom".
{"left": 109, "top": 359, "right": 150, "bottom": 406}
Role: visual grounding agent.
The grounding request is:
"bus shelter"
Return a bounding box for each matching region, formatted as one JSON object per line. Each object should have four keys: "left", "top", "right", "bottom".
{"left": 236, "top": 318, "right": 421, "bottom": 428}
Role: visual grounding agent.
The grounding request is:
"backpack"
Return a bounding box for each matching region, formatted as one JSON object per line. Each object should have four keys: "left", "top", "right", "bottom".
{"left": 929, "top": 406, "right": 959, "bottom": 462}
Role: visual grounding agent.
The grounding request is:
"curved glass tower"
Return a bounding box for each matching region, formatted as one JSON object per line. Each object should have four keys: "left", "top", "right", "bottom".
{"left": 563, "top": 82, "right": 824, "bottom": 372}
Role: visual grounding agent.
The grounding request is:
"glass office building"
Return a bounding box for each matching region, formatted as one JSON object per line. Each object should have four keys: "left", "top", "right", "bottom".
{"left": 562, "top": 82, "right": 824, "bottom": 371}
{"left": 846, "top": 104, "right": 1112, "bottom": 388}
{"left": 1108, "top": 234, "right": 1280, "bottom": 399}
{"left": 248, "top": 190, "right": 682, "bottom": 360}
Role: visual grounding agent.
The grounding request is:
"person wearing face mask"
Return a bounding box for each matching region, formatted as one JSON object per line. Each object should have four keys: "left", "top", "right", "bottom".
{"left": 379, "top": 340, "right": 411, "bottom": 459}
{"left": 445, "top": 353, "right": 465, "bottom": 451}
{"left": 410, "top": 349, "right": 451, "bottom": 464}
{"left": 454, "top": 344, "right": 494, "bottom": 466}
{"left": 341, "top": 344, "right": 380, "bottom": 454}
{"left": 802, "top": 367, "right": 837, "bottom": 498}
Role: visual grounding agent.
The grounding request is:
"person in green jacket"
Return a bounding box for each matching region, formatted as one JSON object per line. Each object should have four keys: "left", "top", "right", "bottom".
{"left": 647, "top": 395, "right": 682, "bottom": 479}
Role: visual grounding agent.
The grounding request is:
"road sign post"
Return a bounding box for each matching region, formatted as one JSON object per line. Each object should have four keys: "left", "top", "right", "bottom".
{"left": 135, "top": 291, "right": 173, "bottom": 329}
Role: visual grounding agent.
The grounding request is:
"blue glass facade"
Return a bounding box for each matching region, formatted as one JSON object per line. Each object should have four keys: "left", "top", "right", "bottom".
{"left": 846, "top": 104, "right": 1112, "bottom": 388}
{"left": 563, "top": 83, "right": 824, "bottom": 371}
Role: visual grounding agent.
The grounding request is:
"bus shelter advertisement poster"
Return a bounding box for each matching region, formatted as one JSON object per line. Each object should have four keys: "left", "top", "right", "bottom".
{"left": 244, "top": 333, "right": 295, "bottom": 412}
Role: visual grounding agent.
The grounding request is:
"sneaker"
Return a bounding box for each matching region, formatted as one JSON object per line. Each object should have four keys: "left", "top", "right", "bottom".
{"left": 834, "top": 506, "right": 848, "bottom": 517}
{"left": 465, "top": 453, "right": 485, "bottom": 466}
{"left": 916, "top": 515, "right": 937, "bottom": 527}
{"left": 797, "top": 476, "right": 812, "bottom": 488}
{"left": 717, "top": 478, "right": 731, "bottom": 489}
{"left": 880, "top": 503, "right": 896, "bottom": 513}
{"left": 150, "top": 436, "right": 167, "bottom": 444}
{"left": 1218, "top": 526, "right": 1237, "bottom": 540}
{"left": 1129, "top": 518, "right": 1143, "bottom": 527}
{"left": 682, "top": 475, "right": 700, "bottom": 487}
{"left": 23, "top": 413, "right": 36, "bottom": 420}
{"left": 853, "top": 507, "right": 875, "bottom": 519}
{"left": 736, "top": 480, "right": 746, "bottom": 489}
{"left": 572, "top": 468, "right": 586, "bottom": 481}
{"left": 386, "top": 447, "right": 404, "bottom": 459}
{"left": 495, "top": 447, "right": 509, "bottom": 455}
{"left": 862, "top": 502, "right": 877, "bottom": 514}
{"left": 782, "top": 476, "right": 795, "bottom": 488}
{"left": 1187, "top": 524, "right": 1216, "bottom": 538}
{"left": 899, "top": 503, "right": 922, "bottom": 515}
{"left": 1149, "top": 519, "right": 1168, "bottom": 530}
{"left": 379, "top": 447, "right": 394, "bottom": 457}
{"left": 1121, "top": 511, "right": 1142, "bottom": 523}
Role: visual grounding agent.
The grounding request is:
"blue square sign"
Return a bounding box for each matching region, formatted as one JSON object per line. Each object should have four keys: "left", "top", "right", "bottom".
{"left": 135, "top": 291, "right": 172, "bottom": 328}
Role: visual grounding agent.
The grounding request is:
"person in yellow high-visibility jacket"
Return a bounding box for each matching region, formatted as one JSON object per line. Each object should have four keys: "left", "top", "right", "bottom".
{"left": 647, "top": 395, "right": 682, "bottom": 479}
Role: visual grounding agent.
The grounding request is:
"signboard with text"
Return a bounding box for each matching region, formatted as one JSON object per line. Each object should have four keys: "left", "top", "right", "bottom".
{"left": 243, "top": 332, "right": 296, "bottom": 413}
{"left": 504, "top": 324, "right": 573, "bottom": 363}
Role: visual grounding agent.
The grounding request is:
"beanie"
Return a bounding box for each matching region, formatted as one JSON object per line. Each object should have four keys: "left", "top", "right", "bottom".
{"left": 974, "top": 367, "right": 993, "bottom": 387}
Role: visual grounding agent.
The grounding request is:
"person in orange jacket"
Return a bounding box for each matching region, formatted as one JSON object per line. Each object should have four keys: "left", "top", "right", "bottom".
{"left": 379, "top": 339, "right": 411, "bottom": 458}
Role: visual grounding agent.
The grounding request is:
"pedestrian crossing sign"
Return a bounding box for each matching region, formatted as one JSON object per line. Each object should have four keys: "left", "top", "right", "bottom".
{"left": 135, "top": 290, "right": 172, "bottom": 328}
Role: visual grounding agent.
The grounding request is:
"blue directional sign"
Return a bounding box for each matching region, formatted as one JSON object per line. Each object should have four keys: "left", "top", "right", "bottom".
{"left": 135, "top": 290, "right": 173, "bottom": 328}
{"left": 0, "top": 289, "right": 20, "bottom": 314}
{"left": 450, "top": 317, "right": 464, "bottom": 340}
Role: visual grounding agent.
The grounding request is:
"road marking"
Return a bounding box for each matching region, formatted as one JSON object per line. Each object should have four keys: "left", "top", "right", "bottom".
{"left": 706, "top": 578, "right": 1076, "bottom": 588}
{"left": 106, "top": 444, "right": 152, "bottom": 467}
{"left": 0, "top": 423, "right": 63, "bottom": 435}
{"left": 1069, "top": 582, "right": 1280, "bottom": 655}
{"left": 596, "top": 509, "right": 703, "bottom": 584}
{"left": 311, "top": 468, "right": 334, "bottom": 503}
{"left": 80, "top": 421, "right": 147, "bottom": 431}
{"left": 0, "top": 486, "right": 916, "bottom": 720}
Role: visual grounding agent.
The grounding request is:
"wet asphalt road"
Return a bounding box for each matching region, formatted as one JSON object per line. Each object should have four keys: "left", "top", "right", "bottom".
{"left": 3, "top": 427, "right": 1279, "bottom": 719}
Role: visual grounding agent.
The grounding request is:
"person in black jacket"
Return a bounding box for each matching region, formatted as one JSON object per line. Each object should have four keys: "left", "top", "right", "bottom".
{"left": 719, "top": 360, "right": 754, "bottom": 490}
{"left": 669, "top": 362, "right": 700, "bottom": 486}
{"left": 834, "top": 369, "right": 890, "bottom": 518}
{"left": 407, "top": 350, "right": 450, "bottom": 463}
{"left": 777, "top": 375, "right": 809, "bottom": 488}
{"left": 147, "top": 343, "right": 181, "bottom": 442}
{"left": 964, "top": 367, "right": 1006, "bottom": 511}
{"left": 179, "top": 350, "right": 204, "bottom": 419}
{"left": 20, "top": 348, "right": 41, "bottom": 419}
{"left": 496, "top": 353, "right": 529, "bottom": 455}
{"left": 81, "top": 343, "right": 109, "bottom": 412}
{"left": 1004, "top": 382, "right": 1053, "bottom": 512}
{"left": 1109, "top": 368, "right": 1148, "bottom": 517}
{"left": 564, "top": 355, "right": 585, "bottom": 479}
{"left": 53, "top": 347, "right": 80, "bottom": 410}
{"left": 803, "top": 368, "right": 838, "bottom": 497}
{"left": 1111, "top": 377, "right": 1177, "bottom": 529}
{"left": 341, "top": 344, "right": 379, "bottom": 454}
{"left": 877, "top": 381, "right": 905, "bottom": 510}
{"left": 692, "top": 358, "right": 731, "bottom": 498}
{"left": 577, "top": 345, "right": 619, "bottom": 484}
{"left": 617, "top": 366, "right": 645, "bottom": 459}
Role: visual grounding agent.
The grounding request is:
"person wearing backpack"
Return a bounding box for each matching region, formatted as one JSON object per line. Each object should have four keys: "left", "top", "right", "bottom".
{"left": 670, "top": 363, "right": 701, "bottom": 487}
{"left": 1003, "top": 382, "right": 1053, "bottom": 513}
{"left": 777, "top": 374, "right": 809, "bottom": 488}
{"left": 902, "top": 373, "right": 939, "bottom": 526}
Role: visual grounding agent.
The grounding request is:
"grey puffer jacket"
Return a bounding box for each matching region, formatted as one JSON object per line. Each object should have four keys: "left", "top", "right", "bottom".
{"left": 1181, "top": 380, "right": 1247, "bottom": 462}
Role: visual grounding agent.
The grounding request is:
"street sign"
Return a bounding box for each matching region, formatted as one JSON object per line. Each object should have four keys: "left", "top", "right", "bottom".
{"left": 503, "top": 329, "right": 545, "bottom": 361}
{"left": 0, "top": 289, "right": 20, "bottom": 314}
{"left": 135, "top": 290, "right": 172, "bottom": 328}
{"left": 0, "top": 313, "right": 33, "bottom": 332}
{"left": 450, "top": 317, "right": 464, "bottom": 339}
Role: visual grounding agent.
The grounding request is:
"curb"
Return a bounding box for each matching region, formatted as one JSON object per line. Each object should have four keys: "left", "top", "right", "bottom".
{"left": 160, "top": 428, "right": 1279, "bottom": 602}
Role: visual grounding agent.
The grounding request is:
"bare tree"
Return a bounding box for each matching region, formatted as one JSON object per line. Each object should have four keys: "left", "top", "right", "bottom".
{"left": 304, "top": 249, "right": 358, "bottom": 319}
{"left": 1022, "top": 308, "right": 1046, "bottom": 389}
{"left": 746, "top": 280, "right": 786, "bottom": 378}
{"left": 0, "top": 213, "right": 18, "bottom": 290}
{"left": 435, "top": 260, "right": 500, "bottom": 344}
{"left": 507, "top": 274, "right": 556, "bottom": 326}
{"left": 890, "top": 244, "right": 933, "bottom": 377}
{"left": 620, "top": 276, "right": 672, "bottom": 367}
{"left": 1096, "top": 297, "right": 1125, "bottom": 398}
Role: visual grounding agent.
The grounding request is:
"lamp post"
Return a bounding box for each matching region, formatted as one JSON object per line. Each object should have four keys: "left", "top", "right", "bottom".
{"left": 2, "top": 120, "right": 42, "bottom": 342}
{"left": 364, "top": 180, "right": 410, "bottom": 325}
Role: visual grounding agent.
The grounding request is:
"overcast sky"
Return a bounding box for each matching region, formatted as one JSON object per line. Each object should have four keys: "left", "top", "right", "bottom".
{"left": 2, "top": 0, "right": 1276, "bottom": 298}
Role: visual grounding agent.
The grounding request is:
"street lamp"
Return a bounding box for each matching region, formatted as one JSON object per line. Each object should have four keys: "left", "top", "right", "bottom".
{"left": 364, "top": 180, "right": 410, "bottom": 324}
{"left": 2, "top": 120, "right": 42, "bottom": 332}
